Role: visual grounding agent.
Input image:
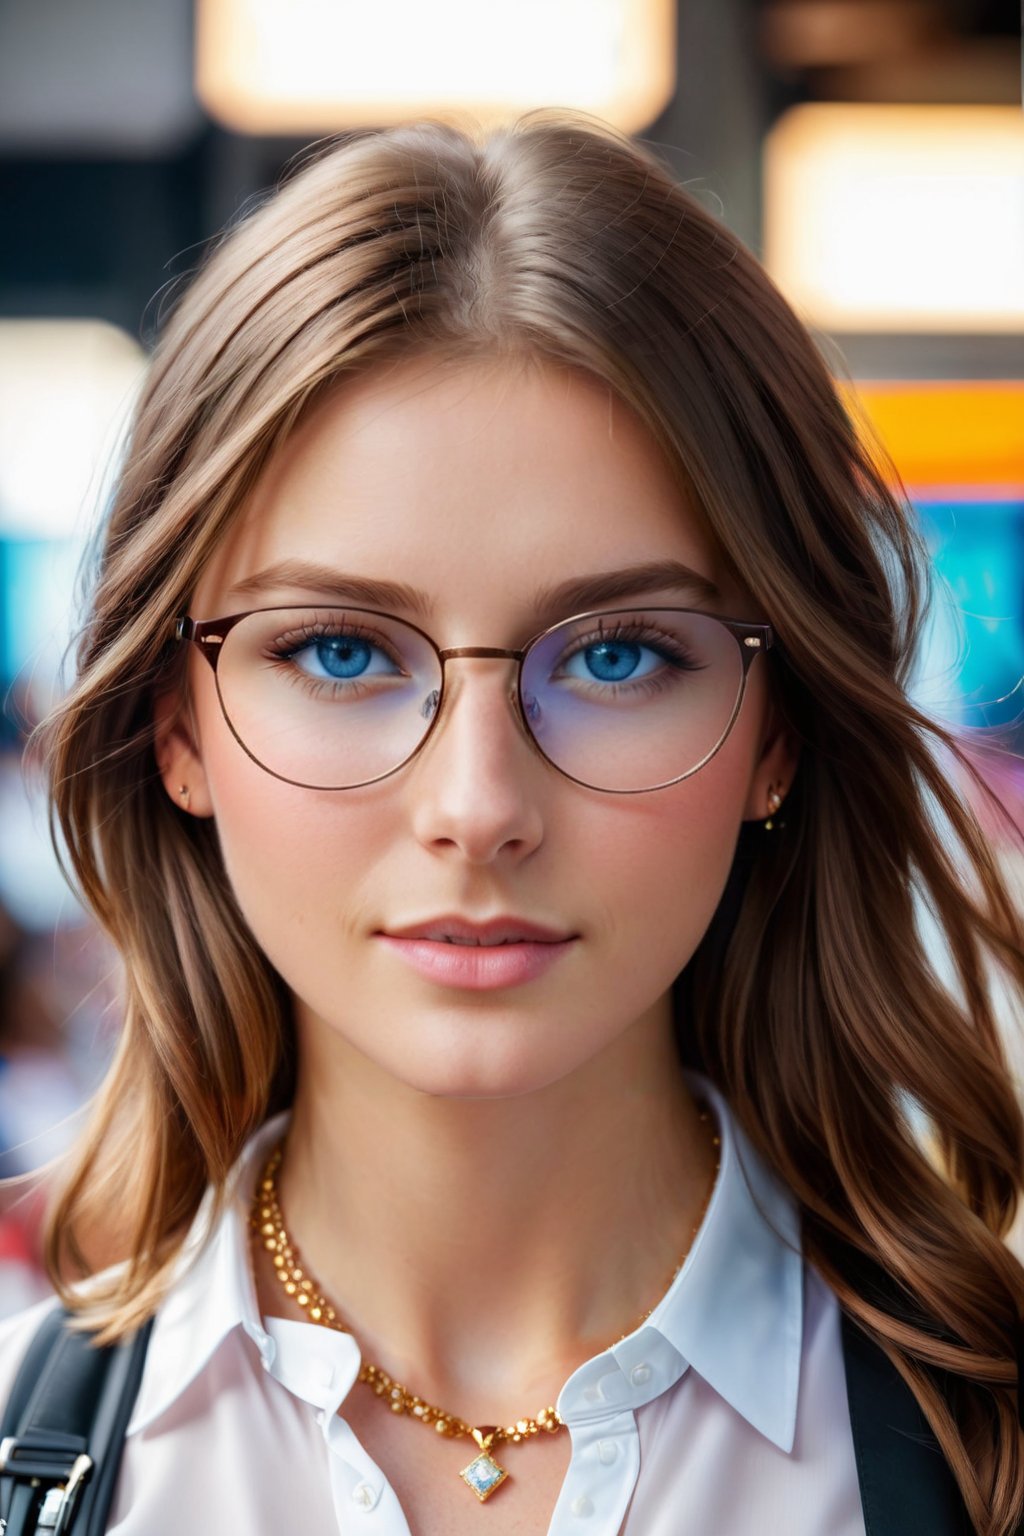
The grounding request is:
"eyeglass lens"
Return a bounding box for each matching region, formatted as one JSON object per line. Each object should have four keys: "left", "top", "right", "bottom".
{"left": 213, "top": 606, "right": 747, "bottom": 792}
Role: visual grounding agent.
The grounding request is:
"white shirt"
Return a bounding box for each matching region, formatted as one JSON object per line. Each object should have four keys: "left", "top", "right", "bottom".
{"left": 0, "top": 1071, "right": 866, "bottom": 1534}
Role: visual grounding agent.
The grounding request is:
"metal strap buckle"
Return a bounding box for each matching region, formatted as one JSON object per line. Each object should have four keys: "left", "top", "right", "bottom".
{"left": 0, "top": 1438, "right": 93, "bottom": 1536}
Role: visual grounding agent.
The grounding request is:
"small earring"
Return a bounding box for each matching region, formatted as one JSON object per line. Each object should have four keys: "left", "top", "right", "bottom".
{"left": 764, "top": 782, "right": 784, "bottom": 831}
{"left": 178, "top": 784, "right": 191, "bottom": 811}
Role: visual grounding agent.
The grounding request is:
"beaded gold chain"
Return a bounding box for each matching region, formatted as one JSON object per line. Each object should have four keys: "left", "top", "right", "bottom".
{"left": 250, "top": 1104, "right": 721, "bottom": 1502}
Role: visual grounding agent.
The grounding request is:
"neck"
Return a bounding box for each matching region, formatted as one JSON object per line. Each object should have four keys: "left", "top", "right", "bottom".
{"left": 266, "top": 1000, "right": 717, "bottom": 1426}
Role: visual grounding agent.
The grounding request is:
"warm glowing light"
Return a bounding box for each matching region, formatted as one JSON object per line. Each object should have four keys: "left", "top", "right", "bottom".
{"left": 0, "top": 320, "right": 147, "bottom": 538}
{"left": 764, "top": 106, "right": 1024, "bottom": 332}
{"left": 195, "top": 0, "right": 675, "bottom": 135}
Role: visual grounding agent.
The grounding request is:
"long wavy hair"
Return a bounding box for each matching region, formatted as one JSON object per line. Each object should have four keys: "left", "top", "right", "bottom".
{"left": 29, "top": 110, "right": 1024, "bottom": 1533}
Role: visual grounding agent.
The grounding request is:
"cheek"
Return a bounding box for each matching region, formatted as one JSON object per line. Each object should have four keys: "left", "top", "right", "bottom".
{"left": 580, "top": 750, "right": 750, "bottom": 965}
{"left": 197, "top": 696, "right": 389, "bottom": 949}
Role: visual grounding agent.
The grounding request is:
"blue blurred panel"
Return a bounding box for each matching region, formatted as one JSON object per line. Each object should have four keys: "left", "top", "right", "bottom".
{"left": 915, "top": 500, "right": 1024, "bottom": 737}
{"left": 0, "top": 537, "right": 88, "bottom": 930}
{"left": 1, "top": 536, "right": 83, "bottom": 745}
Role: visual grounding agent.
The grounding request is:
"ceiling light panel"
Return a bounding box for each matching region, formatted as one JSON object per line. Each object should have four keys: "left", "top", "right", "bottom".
{"left": 195, "top": 0, "right": 675, "bottom": 135}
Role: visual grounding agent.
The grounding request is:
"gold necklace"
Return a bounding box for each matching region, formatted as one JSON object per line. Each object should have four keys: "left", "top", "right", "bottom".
{"left": 250, "top": 1104, "right": 720, "bottom": 1503}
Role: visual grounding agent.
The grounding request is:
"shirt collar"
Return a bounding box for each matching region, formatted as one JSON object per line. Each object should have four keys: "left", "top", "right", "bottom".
{"left": 657, "top": 1069, "right": 804, "bottom": 1453}
{"left": 126, "top": 1071, "right": 803, "bottom": 1451}
{"left": 127, "top": 1112, "right": 290, "bottom": 1436}
{"left": 549, "top": 1070, "right": 803, "bottom": 1454}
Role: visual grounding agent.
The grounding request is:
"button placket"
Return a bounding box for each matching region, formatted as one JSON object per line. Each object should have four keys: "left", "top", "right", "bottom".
{"left": 324, "top": 1418, "right": 410, "bottom": 1532}
{"left": 549, "top": 1412, "right": 639, "bottom": 1536}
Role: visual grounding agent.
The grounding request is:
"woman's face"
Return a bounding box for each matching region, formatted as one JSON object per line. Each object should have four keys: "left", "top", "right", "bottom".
{"left": 161, "top": 354, "right": 796, "bottom": 1099}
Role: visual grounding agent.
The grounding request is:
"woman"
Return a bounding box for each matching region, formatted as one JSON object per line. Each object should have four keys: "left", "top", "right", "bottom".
{"left": 0, "top": 109, "right": 1021, "bottom": 1535}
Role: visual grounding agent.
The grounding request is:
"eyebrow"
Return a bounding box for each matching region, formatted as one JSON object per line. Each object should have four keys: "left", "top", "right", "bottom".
{"left": 225, "top": 556, "right": 721, "bottom": 623}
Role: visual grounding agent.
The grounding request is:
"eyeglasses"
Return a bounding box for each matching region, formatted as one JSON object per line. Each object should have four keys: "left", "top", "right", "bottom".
{"left": 174, "top": 604, "right": 773, "bottom": 794}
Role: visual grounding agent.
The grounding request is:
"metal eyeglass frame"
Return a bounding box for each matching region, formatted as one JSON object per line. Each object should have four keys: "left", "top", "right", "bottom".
{"left": 174, "top": 604, "right": 774, "bottom": 794}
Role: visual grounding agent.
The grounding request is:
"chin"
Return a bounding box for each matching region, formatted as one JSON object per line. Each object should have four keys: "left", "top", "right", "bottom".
{"left": 296, "top": 988, "right": 608, "bottom": 1100}
{"left": 377, "top": 1029, "right": 587, "bottom": 1102}
{"left": 396, "top": 1059, "right": 576, "bottom": 1102}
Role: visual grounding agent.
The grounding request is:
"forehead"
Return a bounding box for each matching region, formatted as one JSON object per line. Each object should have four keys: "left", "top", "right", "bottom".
{"left": 193, "top": 354, "right": 736, "bottom": 630}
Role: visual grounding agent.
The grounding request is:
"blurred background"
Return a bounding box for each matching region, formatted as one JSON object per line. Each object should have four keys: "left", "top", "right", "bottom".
{"left": 0, "top": 0, "right": 1021, "bottom": 1309}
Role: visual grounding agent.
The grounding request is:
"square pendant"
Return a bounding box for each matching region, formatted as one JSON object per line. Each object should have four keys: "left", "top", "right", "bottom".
{"left": 459, "top": 1450, "right": 509, "bottom": 1501}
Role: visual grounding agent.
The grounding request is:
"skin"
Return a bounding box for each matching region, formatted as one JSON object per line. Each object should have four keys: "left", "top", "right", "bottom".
{"left": 156, "top": 352, "right": 798, "bottom": 1457}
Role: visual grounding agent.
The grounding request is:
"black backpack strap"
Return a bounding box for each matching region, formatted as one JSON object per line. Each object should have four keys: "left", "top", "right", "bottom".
{"left": 841, "top": 1309, "right": 972, "bottom": 1536}
{"left": 0, "top": 1304, "right": 153, "bottom": 1536}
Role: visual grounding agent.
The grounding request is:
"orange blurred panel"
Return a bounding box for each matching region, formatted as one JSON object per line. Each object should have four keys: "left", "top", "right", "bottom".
{"left": 839, "top": 381, "right": 1024, "bottom": 496}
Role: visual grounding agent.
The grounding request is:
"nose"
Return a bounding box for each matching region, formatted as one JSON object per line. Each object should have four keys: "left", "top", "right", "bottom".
{"left": 405, "top": 657, "right": 545, "bottom": 865}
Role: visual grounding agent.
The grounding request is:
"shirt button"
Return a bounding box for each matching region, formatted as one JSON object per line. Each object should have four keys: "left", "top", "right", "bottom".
{"left": 351, "top": 1482, "right": 380, "bottom": 1510}
{"left": 571, "top": 1495, "right": 595, "bottom": 1517}
{"left": 583, "top": 1384, "right": 603, "bottom": 1404}
{"left": 597, "top": 1439, "right": 619, "bottom": 1465}
{"left": 629, "top": 1363, "right": 652, "bottom": 1386}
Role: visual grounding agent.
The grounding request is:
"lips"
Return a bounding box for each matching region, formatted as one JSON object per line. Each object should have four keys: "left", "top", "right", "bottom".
{"left": 377, "top": 919, "right": 577, "bottom": 990}
{"left": 382, "top": 914, "right": 573, "bottom": 945}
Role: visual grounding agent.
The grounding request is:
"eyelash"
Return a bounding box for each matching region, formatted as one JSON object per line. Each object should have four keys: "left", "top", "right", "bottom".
{"left": 262, "top": 621, "right": 405, "bottom": 698}
{"left": 556, "top": 621, "right": 702, "bottom": 683}
{"left": 266, "top": 620, "right": 402, "bottom": 661}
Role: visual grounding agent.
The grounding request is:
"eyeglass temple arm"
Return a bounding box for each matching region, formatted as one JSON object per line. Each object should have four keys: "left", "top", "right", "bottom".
{"left": 174, "top": 615, "right": 229, "bottom": 674}
{"left": 733, "top": 623, "right": 774, "bottom": 673}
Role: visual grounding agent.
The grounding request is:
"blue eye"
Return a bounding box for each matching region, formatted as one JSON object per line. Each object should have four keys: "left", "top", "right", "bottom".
{"left": 287, "top": 632, "right": 402, "bottom": 683}
{"left": 563, "top": 639, "right": 663, "bottom": 684}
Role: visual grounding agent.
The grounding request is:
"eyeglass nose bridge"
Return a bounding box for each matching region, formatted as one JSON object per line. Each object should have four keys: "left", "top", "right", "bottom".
{"left": 437, "top": 645, "right": 527, "bottom": 663}
{"left": 421, "top": 644, "right": 542, "bottom": 757}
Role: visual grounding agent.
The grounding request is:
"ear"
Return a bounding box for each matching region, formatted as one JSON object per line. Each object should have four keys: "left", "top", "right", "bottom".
{"left": 741, "top": 699, "right": 801, "bottom": 824}
{"left": 153, "top": 687, "right": 215, "bottom": 819}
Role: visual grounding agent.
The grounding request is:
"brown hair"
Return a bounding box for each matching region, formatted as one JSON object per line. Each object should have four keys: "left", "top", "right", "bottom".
{"left": 30, "top": 110, "right": 1024, "bottom": 1532}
